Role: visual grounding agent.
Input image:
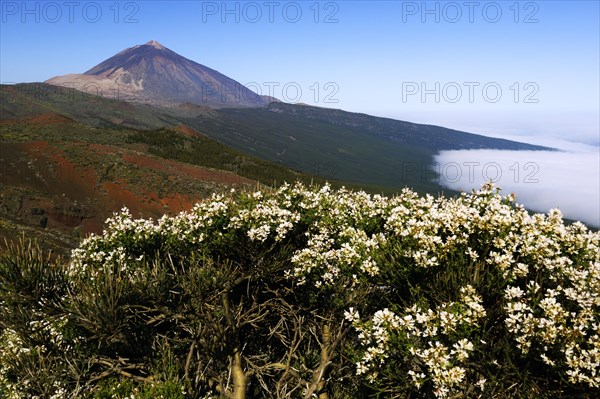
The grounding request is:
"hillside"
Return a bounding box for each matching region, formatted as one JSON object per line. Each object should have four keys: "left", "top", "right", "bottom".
{"left": 36, "top": 39, "right": 554, "bottom": 192}
{"left": 1, "top": 81, "right": 561, "bottom": 253}
{"left": 263, "top": 102, "right": 549, "bottom": 151}
{"left": 177, "top": 103, "right": 551, "bottom": 190}
{"left": 2, "top": 83, "right": 552, "bottom": 194}
{"left": 0, "top": 107, "right": 327, "bottom": 254}
{"left": 0, "top": 83, "right": 176, "bottom": 129}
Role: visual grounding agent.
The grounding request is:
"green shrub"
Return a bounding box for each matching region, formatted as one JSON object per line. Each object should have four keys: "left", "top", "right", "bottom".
{"left": 1, "top": 183, "right": 598, "bottom": 398}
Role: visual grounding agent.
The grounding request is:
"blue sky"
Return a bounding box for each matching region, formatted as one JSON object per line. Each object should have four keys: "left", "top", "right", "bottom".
{"left": 1, "top": 1, "right": 599, "bottom": 144}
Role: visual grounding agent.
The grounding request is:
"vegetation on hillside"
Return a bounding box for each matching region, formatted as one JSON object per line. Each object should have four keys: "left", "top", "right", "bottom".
{"left": 1, "top": 183, "right": 598, "bottom": 398}
{"left": 126, "top": 128, "right": 326, "bottom": 188}
{"left": 0, "top": 109, "right": 351, "bottom": 254}
{"left": 3, "top": 83, "right": 553, "bottom": 195}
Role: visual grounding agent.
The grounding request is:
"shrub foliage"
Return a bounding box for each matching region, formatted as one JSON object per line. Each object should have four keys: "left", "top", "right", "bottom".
{"left": 1, "top": 183, "right": 599, "bottom": 398}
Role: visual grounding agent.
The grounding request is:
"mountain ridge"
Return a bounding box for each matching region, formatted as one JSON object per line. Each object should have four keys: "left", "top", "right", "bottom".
{"left": 263, "top": 102, "right": 553, "bottom": 151}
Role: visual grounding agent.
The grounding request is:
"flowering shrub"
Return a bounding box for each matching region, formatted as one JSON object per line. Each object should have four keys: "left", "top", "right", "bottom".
{"left": 350, "top": 285, "right": 487, "bottom": 397}
{"left": 1, "top": 182, "right": 598, "bottom": 398}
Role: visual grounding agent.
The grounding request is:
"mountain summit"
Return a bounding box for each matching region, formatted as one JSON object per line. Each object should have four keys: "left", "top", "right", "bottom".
{"left": 46, "top": 41, "right": 270, "bottom": 107}
{"left": 144, "top": 40, "right": 166, "bottom": 50}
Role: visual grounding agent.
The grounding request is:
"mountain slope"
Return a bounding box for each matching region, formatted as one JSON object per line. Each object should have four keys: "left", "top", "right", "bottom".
{"left": 176, "top": 103, "right": 552, "bottom": 191}
{"left": 0, "top": 83, "right": 176, "bottom": 129}
{"left": 46, "top": 40, "right": 271, "bottom": 107}
{"left": 0, "top": 97, "right": 334, "bottom": 254}
{"left": 264, "top": 102, "right": 550, "bottom": 151}
{"left": 2, "top": 82, "right": 554, "bottom": 193}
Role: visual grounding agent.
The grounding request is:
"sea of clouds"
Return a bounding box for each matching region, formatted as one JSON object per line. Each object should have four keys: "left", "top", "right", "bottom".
{"left": 434, "top": 137, "right": 600, "bottom": 228}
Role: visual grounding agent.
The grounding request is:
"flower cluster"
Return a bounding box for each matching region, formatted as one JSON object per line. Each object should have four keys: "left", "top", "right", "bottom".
{"left": 285, "top": 184, "right": 388, "bottom": 285}
{"left": 62, "top": 182, "right": 600, "bottom": 396}
{"left": 0, "top": 328, "right": 26, "bottom": 398}
{"left": 0, "top": 316, "right": 73, "bottom": 399}
{"left": 352, "top": 285, "right": 486, "bottom": 397}
{"left": 290, "top": 226, "right": 385, "bottom": 286}
{"left": 504, "top": 261, "right": 600, "bottom": 387}
{"left": 229, "top": 188, "right": 301, "bottom": 242}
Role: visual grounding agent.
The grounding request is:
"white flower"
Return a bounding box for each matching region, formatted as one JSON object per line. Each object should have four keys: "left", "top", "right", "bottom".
{"left": 344, "top": 307, "right": 360, "bottom": 323}
{"left": 476, "top": 378, "right": 486, "bottom": 391}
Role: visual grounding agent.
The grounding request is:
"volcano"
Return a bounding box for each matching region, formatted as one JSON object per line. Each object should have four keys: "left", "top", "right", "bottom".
{"left": 46, "top": 40, "right": 271, "bottom": 108}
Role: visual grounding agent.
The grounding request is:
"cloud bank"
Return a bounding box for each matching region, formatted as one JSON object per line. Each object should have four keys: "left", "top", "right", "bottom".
{"left": 434, "top": 144, "right": 599, "bottom": 227}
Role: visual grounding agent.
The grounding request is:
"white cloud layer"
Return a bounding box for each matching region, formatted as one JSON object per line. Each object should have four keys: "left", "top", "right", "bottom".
{"left": 434, "top": 143, "right": 600, "bottom": 227}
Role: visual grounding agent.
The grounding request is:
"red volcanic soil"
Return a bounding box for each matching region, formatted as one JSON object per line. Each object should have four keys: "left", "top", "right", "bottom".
{"left": 1, "top": 141, "right": 97, "bottom": 200}
{"left": 177, "top": 124, "right": 205, "bottom": 138}
{"left": 102, "top": 181, "right": 147, "bottom": 214}
{"left": 1, "top": 135, "right": 255, "bottom": 244}
{"left": 88, "top": 142, "right": 254, "bottom": 186}
{"left": 0, "top": 113, "right": 74, "bottom": 127}
{"left": 154, "top": 194, "right": 195, "bottom": 211}
{"left": 121, "top": 152, "right": 254, "bottom": 186}
{"left": 1, "top": 141, "right": 102, "bottom": 234}
{"left": 82, "top": 217, "right": 102, "bottom": 234}
{"left": 103, "top": 180, "right": 196, "bottom": 215}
